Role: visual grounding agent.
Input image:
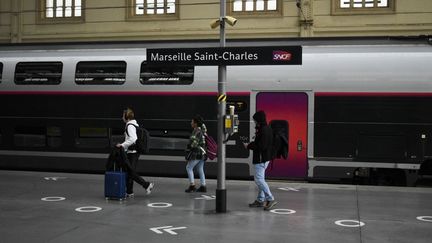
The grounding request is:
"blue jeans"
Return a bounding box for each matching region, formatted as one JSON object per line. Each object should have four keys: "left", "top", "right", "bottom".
{"left": 186, "top": 159, "right": 206, "bottom": 186}
{"left": 254, "top": 161, "right": 274, "bottom": 202}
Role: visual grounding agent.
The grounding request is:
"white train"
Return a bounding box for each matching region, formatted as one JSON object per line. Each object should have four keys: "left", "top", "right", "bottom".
{"left": 1, "top": 37, "right": 431, "bottom": 185}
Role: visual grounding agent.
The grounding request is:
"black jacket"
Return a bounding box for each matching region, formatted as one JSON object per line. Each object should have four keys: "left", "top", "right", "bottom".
{"left": 247, "top": 124, "right": 273, "bottom": 164}
{"left": 106, "top": 146, "right": 129, "bottom": 171}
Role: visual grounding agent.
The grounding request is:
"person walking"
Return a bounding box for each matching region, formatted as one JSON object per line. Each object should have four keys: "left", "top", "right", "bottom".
{"left": 244, "top": 110, "right": 277, "bottom": 210}
{"left": 185, "top": 115, "right": 207, "bottom": 193}
{"left": 116, "top": 108, "right": 154, "bottom": 197}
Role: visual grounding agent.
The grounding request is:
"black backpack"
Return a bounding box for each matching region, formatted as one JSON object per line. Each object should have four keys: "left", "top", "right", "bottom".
{"left": 270, "top": 120, "right": 289, "bottom": 160}
{"left": 126, "top": 124, "right": 150, "bottom": 154}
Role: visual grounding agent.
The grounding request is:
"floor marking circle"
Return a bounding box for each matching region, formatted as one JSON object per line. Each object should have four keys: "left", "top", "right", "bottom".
{"left": 269, "top": 209, "right": 296, "bottom": 215}
{"left": 278, "top": 187, "right": 299, "bottom": 192}
{"left": 147, "top": 202, "right": 173, "bottom": 208}
{"left": 44, "top": 177, "right": 67, "bottom": 181}
{"left": 41, "top": 197, "right": 66, "bottom": 202}
{"left": 335, "top": 220, "right": 365, "bottom": 227}
{"left": 75, "top": 206, "right": 102, "bottom": 212}
{"left": 417, "top": 216, "right": 432, "bottom": 222}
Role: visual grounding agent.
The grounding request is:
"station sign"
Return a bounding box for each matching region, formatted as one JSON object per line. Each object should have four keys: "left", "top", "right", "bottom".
{"left": 146, "top": 46, "right": 302, "bottom": 66}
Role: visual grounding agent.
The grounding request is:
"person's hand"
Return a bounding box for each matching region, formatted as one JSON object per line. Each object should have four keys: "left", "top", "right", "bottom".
{"left": 243, "top": 143, "right": 248, "bottom": 149}
{"left": 116, "top": 144, "right": 123, "bottom": 148}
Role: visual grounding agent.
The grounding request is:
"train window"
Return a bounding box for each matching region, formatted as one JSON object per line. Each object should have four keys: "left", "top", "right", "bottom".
{"left": 76, "top": 127, "right": 109, "bottom": 149}
{"left": 47, "top": 126, "right": 62, "bottom": 148}
{"left": 110, "top": 128, "right": 125, "bottom": 146}
{"left": 140, "top": 62, "right": 194, "bottom": 85}
{"left": 14, "top": 62, "right": 62, "bottom": 85}
{"left": 14, "top": 127, "right": 47, "bottom": 148}
{"left": 147, "top": 129, "right": 189, "bottom": 151}
{"left": 75, "top": 61, "right": 126, "bottom": 85}
{"left": 226, "top": 101, "right": 248, "bottom": 113}
{"left": 0, "top": 62, "right": 3, "bottom": 82}
{"left": 79, "top": 127, "right": 108, "bottom": 138}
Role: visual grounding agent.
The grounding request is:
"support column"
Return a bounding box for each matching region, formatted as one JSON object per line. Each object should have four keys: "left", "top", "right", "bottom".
{"left": 216, "top": 0, "right": 227, "bottom": 213}
{"left": 298, "top": 0, "right": 314, "bottom": 37}
{"left": 10, "top": 0, "right": 23, "bottom": 43}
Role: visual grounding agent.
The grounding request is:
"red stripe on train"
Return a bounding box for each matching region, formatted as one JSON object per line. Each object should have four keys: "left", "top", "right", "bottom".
{"left": 0, "top": 91, "right": 251, "bottom": 96}
{"left": 315, "top": 92, "right": 432, "bottom": 97}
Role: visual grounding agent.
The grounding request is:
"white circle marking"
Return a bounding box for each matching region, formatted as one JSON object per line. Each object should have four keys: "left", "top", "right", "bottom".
{"left": 335, "top": 220, "right": 365, "bottom": 227}
{"left": 278, "top": 187, "right": 299, "bottom": 192}
{"left": 147, "top": 202, "right": 173, "bottom": 208}
{"left": 417, "top": 216, "right": 432, "bottom": 222}
{"left": 75, "top": 206, "right": 102, "bottom": 212}
{"left": 269, "top": 209, "right": 296, "bottom": 215}
{"left": 41, "top": 197, "right": 66, "bottom": 202}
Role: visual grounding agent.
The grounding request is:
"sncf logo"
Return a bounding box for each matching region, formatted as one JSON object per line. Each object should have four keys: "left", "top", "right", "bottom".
{"left": 273, "top": 51, "right": 292, "bottom": 61}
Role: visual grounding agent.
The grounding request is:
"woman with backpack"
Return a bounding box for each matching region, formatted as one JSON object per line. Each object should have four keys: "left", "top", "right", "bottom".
{"left": 116, "top": 108, "right": 154, "bottom": 197}
{"left": 185, "top": 115, "right": 207, "bottom": 193}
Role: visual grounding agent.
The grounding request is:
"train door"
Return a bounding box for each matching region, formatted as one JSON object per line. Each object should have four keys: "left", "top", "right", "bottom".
{"left": 255, "top": 92, "right": 308, "bottom": 179}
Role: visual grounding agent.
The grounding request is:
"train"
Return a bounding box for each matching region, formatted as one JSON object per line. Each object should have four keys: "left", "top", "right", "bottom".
{"left": 1, "top": 37, "right": 431, "bottom": 186}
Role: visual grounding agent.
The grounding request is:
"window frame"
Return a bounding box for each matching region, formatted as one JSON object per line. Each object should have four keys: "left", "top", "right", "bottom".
{"left": 126, "top": 0, "right": 179, "bottom": 21}
{"left": 228, "top": 0, "right": 282, "bottom": 17}
{"left": 38, "top": 0, "right": 85, "bottom": 24}
{"left": 14, "top": 61, "right": 63, "bottom": 85}
{"left": 331, "top": 0, "right": 396, "bottom": 15}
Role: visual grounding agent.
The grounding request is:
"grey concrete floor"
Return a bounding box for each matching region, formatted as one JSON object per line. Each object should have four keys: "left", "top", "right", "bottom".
{"left": 0, "top": 170, "right": 431, "bottom": 243}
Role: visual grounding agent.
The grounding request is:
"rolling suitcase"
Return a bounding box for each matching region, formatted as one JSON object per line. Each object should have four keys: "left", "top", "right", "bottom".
{"left": 104, "top": 170, "right": 126, "bottom": 200}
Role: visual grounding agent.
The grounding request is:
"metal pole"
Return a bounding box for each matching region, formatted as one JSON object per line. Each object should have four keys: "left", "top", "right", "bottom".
{"left": 216, "top": 0, "right": 227, "bottom": 213}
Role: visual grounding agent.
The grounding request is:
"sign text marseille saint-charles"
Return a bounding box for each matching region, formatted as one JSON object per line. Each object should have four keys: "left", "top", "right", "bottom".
{"left": 151, "top": 50, "right": 258, "bottom": 62}
{"left": 146, "top": 46, "right": 302, "bottom": 66}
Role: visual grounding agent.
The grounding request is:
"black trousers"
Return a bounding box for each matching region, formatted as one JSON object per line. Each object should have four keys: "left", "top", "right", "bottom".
{"left": 125, "top": 152, "right": 149, "bottom": 194}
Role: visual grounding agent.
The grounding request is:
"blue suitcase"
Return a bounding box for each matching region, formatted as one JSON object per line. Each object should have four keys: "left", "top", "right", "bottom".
{"left": 104, "top": 171, "right": 126, "bottom": 200}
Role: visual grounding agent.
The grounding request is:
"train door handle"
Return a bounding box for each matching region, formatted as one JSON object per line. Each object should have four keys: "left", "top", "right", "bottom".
{"left": 297, "top": 140, "right": 303, "bottom": 151}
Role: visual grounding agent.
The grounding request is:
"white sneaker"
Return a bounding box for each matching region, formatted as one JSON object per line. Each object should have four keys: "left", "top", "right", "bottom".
{"left": 126, "top": 193, "right": 134, "bottom": 198}
{"left": 146, "top": 182, "right": 154, "bottom": 195}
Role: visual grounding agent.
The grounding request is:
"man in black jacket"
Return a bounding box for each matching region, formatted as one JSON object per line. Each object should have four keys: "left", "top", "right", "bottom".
{"left": 244, "top": 111, "right": 277, "bottom": 210}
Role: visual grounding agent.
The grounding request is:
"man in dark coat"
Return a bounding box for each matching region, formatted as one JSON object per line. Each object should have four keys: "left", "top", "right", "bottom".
{"left": 244, "top": 110, "right": 277, "bottom": 210}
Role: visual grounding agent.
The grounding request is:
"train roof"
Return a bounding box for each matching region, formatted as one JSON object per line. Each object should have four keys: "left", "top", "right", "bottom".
{"left": 0, "top": 36, "right": 431, "bottom": 51}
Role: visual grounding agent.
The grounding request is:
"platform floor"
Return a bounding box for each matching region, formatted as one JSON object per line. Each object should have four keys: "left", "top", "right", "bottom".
{"left": 0, "top": 170, "right": 431, "bottom": 243}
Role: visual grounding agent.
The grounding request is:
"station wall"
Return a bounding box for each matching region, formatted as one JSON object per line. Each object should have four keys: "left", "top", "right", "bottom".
{"left": 0, "top": 1, "right": 431, "bottom": 44}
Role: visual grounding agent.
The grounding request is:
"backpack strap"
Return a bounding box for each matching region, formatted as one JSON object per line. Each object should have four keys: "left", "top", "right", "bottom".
{"left": 125, "top": 123, "right": 137, "bottom": 137}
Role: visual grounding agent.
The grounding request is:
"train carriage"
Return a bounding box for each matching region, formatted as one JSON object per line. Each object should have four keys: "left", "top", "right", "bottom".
{"left": 0, "top": 37, "right": 431, "bottom": 185}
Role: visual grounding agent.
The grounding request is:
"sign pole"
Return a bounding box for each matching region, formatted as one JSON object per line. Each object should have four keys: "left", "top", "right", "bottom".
{"left": 216, "top": 0, "right": 227, "bottom": 213}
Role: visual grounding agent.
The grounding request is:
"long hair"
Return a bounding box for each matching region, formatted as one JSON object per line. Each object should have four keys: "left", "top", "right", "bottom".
{"left": 193, "top": 114, "right": 204, "bottom": 127}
